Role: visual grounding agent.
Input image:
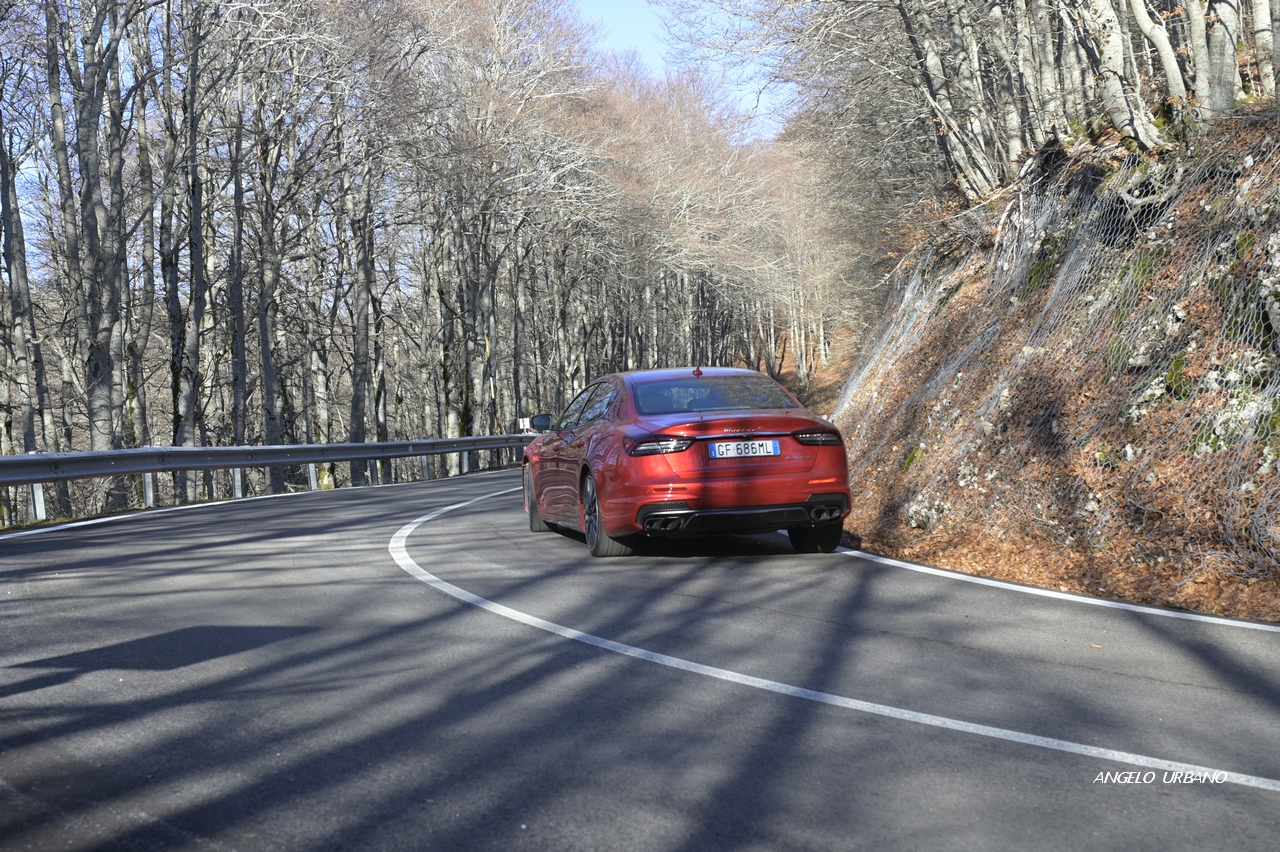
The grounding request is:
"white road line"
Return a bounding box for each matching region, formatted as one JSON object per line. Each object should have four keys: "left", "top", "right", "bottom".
{"left": 842, "top": 549, "right": 1280, "bottom": 633}
{"left": 0, "top": 468, "right": 513, "bottom": 542}
{"left": 389, "top": 487, "right": 1280, "bottom": 793}
{"left": 0, "top": 496, "right": 280, "bottom": 541}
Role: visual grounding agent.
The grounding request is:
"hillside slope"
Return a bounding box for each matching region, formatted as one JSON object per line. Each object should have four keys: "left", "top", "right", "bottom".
{"left": 833, "top": 114, "right": 1280, "bottom": 623}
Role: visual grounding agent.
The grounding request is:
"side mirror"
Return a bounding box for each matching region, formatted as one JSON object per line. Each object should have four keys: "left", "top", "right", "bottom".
{"left": 530, "top": 413, "right": 553, "bottom": 431}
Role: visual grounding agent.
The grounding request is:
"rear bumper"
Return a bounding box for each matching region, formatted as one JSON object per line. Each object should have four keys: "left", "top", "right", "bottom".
{"left": 634, "top": 494, "right": 848, "bottom": 537}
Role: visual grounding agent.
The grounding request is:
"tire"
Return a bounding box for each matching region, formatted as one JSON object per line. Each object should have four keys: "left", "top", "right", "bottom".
{"left": 581, "top": 472, "right": 634, "bottom": 557}
{"left": 788, "top": 522, "right": 843, "bottom": 554}
{"left": 524, "top": 464, "right": 551, "bottom": 532}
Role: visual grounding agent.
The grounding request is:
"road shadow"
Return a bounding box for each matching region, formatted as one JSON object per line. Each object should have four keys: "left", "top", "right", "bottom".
{"left": 13, "top": 626, "right": 316, "bottom": 672}
{"left": 550, "top": 525, "right": 796, "bottom": 558}
{"left": 2, "top": 474, "right": 1278, "bottom": 851}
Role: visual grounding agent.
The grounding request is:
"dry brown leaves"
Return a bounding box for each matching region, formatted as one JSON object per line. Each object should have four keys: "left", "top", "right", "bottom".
{"left": 825, "top": 115, "right": 1280, "bottom": 626}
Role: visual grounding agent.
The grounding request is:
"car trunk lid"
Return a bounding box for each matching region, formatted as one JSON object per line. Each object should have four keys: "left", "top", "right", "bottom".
{"left": 632, "top": 412, "right": 829, "bottom": 478}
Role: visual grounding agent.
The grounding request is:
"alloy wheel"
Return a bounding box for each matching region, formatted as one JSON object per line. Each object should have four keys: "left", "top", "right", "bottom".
{"left": 582, "top": 474, "right": 601, "bottom": 551}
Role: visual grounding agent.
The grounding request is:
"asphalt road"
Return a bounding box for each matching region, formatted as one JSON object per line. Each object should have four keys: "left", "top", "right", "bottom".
{"left": 2, "top": 469, "right": 1279, "bottom": 851}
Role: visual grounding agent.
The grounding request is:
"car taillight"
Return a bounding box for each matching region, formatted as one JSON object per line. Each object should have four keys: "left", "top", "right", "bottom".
{"left": 793, "top": 430, "right": 843, "bottom": 446}
{"left": 627, "top": 436, "right": 694, "bottom": 456}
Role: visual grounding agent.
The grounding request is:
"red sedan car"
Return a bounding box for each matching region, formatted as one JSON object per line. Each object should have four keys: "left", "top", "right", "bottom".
{"left": 522, "top": 367, "right": 851, "bottom": 556}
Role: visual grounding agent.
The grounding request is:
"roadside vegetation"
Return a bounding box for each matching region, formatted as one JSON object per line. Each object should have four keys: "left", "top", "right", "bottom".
{"left": 670, "top": 0, "right": 1280, "bottom": 617}
{"left": 0, "top": 0, "right": 870, "bottom": 521}
{"left": 832, "top": 117, "right": 1280, "bottom": 623}
{"left": 6, "top": 0, "right": 1280, "bottom": 620}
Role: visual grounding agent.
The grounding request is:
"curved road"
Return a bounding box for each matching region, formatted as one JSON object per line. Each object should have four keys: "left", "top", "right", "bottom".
{"left": 2, "top": 470, "right": 1279, "bottom": 850}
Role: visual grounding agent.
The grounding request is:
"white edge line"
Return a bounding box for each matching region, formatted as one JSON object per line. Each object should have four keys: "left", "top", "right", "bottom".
{"left": 841, "top": 549, "right": 1280, "bottom": 633}
{"left": 0, "top": 492, "right": 288, "bottom": 541}
{"left": 389, "top": 487, "right": 1280, "bottom": 794}
{"left": 0, "top": 467, "right": 515, "bottom": 542}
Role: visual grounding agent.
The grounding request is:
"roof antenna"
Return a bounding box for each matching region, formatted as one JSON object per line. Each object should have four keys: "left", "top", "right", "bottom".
{"left": 692, "top": 365, "right": 703, "bottom": 377}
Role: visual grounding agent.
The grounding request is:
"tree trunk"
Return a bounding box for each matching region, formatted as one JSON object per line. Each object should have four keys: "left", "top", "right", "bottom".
{"left": 1030, "top": 0, "right": 1066, "bottom": 138}
{"left": 226, "top": 88, "right": 249, "bottom": 450}
{"left": 1128, "top": 0, "right": 1190, "bottom": 100}
{"left": 1, "top": 112, "right": 37, "bottom": 456}
{"left": 1069, "top": 0, "right": 1164, "bottom": 148}
{"left": 257, "top": 230, "right": 285, "bottom": 489}
{"left": 304, "top": 217, "right": 335, "bottom": 486}
{"left": 66, "top": 2, "right": 124, "bottom": 461}
{"left": 1205, "top": 0, "right": 1242, "bottom": 114}
{"left": 985, "top": 0, "right": 1031, "bottom": 158}
{"left": 342, "top": 135, "right": 374, "bottom": 484}
{"left": 126, "top": 18, "right": 158, "bottom": 452}
{"left": 1255, "top": 0, "right": 1276, "bottom": 96}
{"left": 174, "top": 0, "right": 206, "bottom": 503}
{"left": 897, "top": 0, "right": 1000, "bottom": 198}
{"left": 1272, "top": 0, "right": 1280, "bottom": 84}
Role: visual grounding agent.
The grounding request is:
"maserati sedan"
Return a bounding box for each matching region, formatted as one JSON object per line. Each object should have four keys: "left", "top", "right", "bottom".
{"left": 522, "top": 367, "right": 851, "bottom": 556}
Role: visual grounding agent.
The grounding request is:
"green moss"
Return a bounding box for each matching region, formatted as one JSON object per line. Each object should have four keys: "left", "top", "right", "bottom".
{"left": 1165, "top": 351, "right": 1194, "bottom": 400}
{"left": 1106, "top": 247, "right": 1168, "bottom": 332}
{"left": 1126, "top": 246, "right": 1166, "bottom": 282}
{"left": 1203, "top": 196, "right": 1228, "bottom": 227}
{"left": 1020, "top": 235, "right": 1066, "bottom": 299}
{"left": 1197, "top": 229, "right": 1278, "bottom": 349}
{"left": 902, "top": 444, "right": 922, "bottom": 473}
{"left": 1094, "top": 445, "right": 1122, "bottom": 468}
{"left": 1103, "top": 338, "right": 1131, "bottom": 381}
{"left": 1188, "top": 396, "right": 1268, "bottom": 454}
{"left": 1189, "top": 420, "right": 1226, "bottom": 455}
{"left": 1209, "top": 281, "right": 1275, "bottom": 351}
{"left": 1262, "top": 400, "right": 1280, "bottom": 443}
{"left": 933, "top": 282, "right": 963, "bottom": 315}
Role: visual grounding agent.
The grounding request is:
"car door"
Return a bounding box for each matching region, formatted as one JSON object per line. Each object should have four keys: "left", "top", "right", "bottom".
{"left": 561, "top": 382, "right": 620, "bottom": 513}
{"left": 542, "top": 385, "right": 598, "bottom": 519}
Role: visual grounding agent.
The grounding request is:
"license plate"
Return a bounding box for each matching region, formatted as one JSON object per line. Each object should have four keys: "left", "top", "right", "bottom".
{"left": 708, "top": 439, "right": 780, "bottom": 459}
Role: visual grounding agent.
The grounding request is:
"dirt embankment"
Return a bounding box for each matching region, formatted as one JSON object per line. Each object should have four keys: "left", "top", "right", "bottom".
{"left": 820, "top": 115, "right": 1280, "bottom": 624}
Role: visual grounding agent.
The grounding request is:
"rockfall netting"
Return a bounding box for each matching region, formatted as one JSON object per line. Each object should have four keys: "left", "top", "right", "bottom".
{"left": 833, "top": 113, "right": 1280, "bottom": 616}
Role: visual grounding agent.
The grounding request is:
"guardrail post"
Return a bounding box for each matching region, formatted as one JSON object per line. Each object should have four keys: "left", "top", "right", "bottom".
{"left": 143, "top": 472, "right": 156, "bottom": 508}
{"left": 307, "top": 463, "right": 319, "bottom": 491}
{"left": 420, "top": 456, "right": 433, "bottom": 480}
{"left": 368, "top": 459, "right": 380, "bottom": 486}
{"left": 232, "top": 468, "right": 244, "bottom": 499}
{"left": 461, "top": 451, "right": 470, "bottom": 474}
{"left": 29, "top": 482, "right": 46, "bottom": 522}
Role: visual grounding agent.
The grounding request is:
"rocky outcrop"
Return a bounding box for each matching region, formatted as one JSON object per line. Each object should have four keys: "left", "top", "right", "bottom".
{"left": 834, "top": 116, "right": 1280, "bottom": 622}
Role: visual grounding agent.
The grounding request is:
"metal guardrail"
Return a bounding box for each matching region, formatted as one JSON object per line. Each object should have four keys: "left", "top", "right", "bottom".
{"left": 0, "top": 434, "right": 533, "bottom": 521}
{"left": 0, "top": 435, "right": 531, "bottom": 485}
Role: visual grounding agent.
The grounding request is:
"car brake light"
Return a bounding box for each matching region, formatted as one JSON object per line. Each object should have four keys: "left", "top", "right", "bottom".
{"left": 793, "top": 430, "right": 843, "bottom": 446}
{"left": 627, "top": 437, "right": 694, "bottom": 456}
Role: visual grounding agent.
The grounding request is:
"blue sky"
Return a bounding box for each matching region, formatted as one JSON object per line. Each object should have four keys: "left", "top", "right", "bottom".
{"left": 571, "top": 0, "right": 782, "bottom": 134}
{"left": 573, "top": 0, "right": 671, "bottom": 76}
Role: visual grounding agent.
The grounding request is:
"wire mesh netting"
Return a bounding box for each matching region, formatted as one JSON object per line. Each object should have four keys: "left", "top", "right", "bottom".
{"left": 833, "top": 114, "right": 1280, "bottom": 618}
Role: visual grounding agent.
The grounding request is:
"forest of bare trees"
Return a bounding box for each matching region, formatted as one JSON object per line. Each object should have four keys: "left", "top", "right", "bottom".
{"left": 667, "top": 0, "right": 1280, "bottom": 600}
{"left": 0, "top": 0, "right": 853, "bottom": 522}
{"left": 673, "top": 0, "right": 1277, "bottom": 201}
{"left": 8, "top": 0, "right": 1270, "bottom": 524}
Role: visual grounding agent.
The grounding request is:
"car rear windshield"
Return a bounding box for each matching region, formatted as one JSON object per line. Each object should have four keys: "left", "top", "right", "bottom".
{"left": 632, "top": 375, "right": 799, "bottom": 415}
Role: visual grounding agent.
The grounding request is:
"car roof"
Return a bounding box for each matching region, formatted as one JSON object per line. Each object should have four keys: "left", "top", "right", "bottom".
{"left": 612, "top": 367, "right": 768, "bottom": 384}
